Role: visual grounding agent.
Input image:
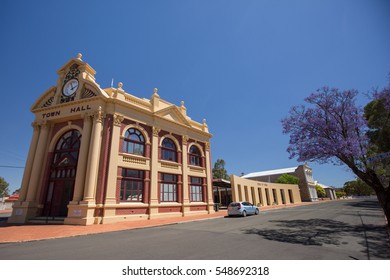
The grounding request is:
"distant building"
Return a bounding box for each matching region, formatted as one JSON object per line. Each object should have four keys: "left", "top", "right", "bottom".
{"left": 315, "top": 182, "right": 337, "bottom": 200}
{"left": 242, "top": 164, "right": 319, "bottom": 202}
{"left": 231, "top": 175, "right": 302, "bottom": 206}
{"left": 212, "top": 175, "right": 302, "bottom": 208}
{"left": 1, "top": 194, "right": 19, "bottom": 210}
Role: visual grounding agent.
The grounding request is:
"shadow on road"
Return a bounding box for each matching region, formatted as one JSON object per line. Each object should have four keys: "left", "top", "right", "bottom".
{"left": 345, "top": 199, "right": 382, "bottom": 210}
{"left": 243, "top": 218, "right": 390, "bottom": 259}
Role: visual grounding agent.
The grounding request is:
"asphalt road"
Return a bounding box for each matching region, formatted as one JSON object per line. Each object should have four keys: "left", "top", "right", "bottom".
{"left": 1, "top": 198, "right": 389, "bottom": 260}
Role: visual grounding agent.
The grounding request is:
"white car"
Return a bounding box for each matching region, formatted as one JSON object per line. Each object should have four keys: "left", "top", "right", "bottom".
{"left": 227, "top": 201, "right": 260, "bottom": 217}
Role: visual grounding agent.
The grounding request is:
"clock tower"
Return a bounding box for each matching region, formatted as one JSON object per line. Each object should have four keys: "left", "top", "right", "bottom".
{"left": 53, "top": 53, "right": 97, "bottom": 105}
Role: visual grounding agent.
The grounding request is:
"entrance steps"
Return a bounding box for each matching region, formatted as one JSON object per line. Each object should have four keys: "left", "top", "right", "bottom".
{"left": 28, "top": 217, "right": 65, "bottom": 225}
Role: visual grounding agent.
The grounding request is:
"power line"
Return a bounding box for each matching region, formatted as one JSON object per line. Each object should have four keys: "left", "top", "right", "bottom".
{"left": 0, "top": 165, "right": 25, "bottom": 169}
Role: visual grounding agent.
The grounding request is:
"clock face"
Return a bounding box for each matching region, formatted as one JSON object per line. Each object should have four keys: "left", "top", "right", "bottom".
{"left": 62, "top": 79, "right": 79, "bottom": 97}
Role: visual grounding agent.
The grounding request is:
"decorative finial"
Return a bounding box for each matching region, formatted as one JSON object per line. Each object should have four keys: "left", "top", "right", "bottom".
{"left": 202, "top": 119, "right": 208, "bottom": 132}
{"left": 181, "top": 101, "right": 185, "bottom": 107}
{"left": 152, "top": 88, "right": 160, "bottom": 98}
{"left": 118, "top": 82, "right": 123, "bottom": 89}
{"left": 77, "top": 53, "right": 82, "bottom": 60}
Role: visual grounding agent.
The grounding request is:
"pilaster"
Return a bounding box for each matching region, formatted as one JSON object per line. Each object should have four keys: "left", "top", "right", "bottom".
{"left": 205, "top": 142, "right": 215, "bottom": 213}
{"left": 259, "top": 188, "right": 266, "bottom": 206}
{"left": 102, "top": 113, "right": 124, "bottom": 221}
{"left": 181, "top": 135, "right": 189, "bottom": 215}
{"left": 149, "top": 126, "right": 160, "bottom": 218}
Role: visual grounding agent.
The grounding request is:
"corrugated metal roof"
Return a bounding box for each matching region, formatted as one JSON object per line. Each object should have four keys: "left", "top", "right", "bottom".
{"left": 212, "top": 178, "right": 231, "bottom": 184}
{"left": 315, "top": 181, "right": 333, "bottom": 189}
{"left": 242, "top": 167, "right": 298, "bottom": 178}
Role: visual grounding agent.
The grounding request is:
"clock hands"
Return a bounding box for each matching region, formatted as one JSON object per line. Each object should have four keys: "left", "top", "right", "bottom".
{"left": 63, "top": 79, "right": 78, "bottom": 96}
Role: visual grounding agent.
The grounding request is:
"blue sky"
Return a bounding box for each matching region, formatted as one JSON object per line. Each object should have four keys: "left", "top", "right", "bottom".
{"left": 0, "top": 0, "right": 389, "bottom": 193}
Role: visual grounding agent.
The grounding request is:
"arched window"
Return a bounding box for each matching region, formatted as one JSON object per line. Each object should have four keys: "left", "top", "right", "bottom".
{"left": 189, "top": 145, "right": 202, "bottom": 166}
{"left": 124, "top": 128, "right": 145, "bottom": 156}
{"left": 51, "top": 130, "right": 81, "bottom": 179}
{"left": 161, "top": 138, "right": 177, "bottom": 162}
{"left": 44, "top": 129, "right": 81, "bottom": 217}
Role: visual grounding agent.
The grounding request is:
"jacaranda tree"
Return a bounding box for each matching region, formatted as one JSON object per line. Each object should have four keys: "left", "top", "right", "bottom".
{"left": 282, "top": 86, "right": 390, "bottom": 225}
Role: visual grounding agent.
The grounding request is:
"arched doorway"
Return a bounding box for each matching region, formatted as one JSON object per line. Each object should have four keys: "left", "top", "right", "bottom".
{"left": 43, "top": 129, "right": 81, "bottom": 217}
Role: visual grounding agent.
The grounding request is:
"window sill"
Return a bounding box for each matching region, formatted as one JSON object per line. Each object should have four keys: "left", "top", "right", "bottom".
{"left": 117, "top": 202, "right": 149, "bottom": 207}
{"left": 188, "top": 165, "right": 205, "bottom": 170}
{"left": 159, "top": 202, "right": 181, "bottom": 205}
{"left": 159, "top": 159, "right": 181, "bottom": 166}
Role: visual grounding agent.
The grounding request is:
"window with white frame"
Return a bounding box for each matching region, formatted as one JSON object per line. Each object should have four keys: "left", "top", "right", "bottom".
{"left": 190, "top": 176, "right": 203, "bottom": 202}
{"left": 160, "top": 173, "right": 178, "bottom": 202}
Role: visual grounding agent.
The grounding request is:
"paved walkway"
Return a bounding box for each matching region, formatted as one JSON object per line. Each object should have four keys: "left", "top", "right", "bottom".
{"left": 0, "top": 202, "right": 320, "bottom": 243}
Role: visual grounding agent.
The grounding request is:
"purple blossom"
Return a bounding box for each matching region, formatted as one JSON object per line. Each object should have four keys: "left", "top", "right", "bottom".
{"left": 283, "top": 84, "right": 390, "bottom": 225}
{"left": 282, "top": 87, "right": 369, "bottom": 165}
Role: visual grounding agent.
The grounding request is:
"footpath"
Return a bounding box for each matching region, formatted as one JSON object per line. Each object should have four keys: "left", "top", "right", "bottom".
{"left": 0, "top": 202, "right": 316, "bottom": 243}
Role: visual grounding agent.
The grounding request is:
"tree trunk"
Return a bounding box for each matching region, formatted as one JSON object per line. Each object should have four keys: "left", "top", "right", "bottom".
{"left": 343, "top": 160, "right": 390, "bottom": 226}
{"left": 375, "top": 187, "right": 390, "bottom": 227}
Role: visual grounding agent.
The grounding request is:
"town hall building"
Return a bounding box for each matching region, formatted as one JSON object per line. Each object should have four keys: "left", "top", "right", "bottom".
{"left": 8, "top": 54, "right": 214, "bottom": 225}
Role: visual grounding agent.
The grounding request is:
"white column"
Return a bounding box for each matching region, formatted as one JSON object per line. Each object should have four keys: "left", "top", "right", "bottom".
{"left": 105, "top": 113, "right": 123, "bottom": 204}
{"left": 82, "top": 107, "right": 103, "bottom": 203}
{"left": 71, "top": 114, "right": 93, "bottom": 202}
{"left": 26, "top": 121, "right": 50, "bottom": 202}
{"left": 19, "top": 122, "right": 40, "bottom": 201}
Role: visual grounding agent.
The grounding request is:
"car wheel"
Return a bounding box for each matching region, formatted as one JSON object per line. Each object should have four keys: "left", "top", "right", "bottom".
{"left": 255, "top": 209, "right": 259, "bottom": 215}
{"left": 242, "top": 211, "right": 247, "bottom": 217}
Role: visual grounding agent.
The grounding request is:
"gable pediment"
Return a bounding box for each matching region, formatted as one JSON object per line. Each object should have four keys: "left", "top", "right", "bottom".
{"left": 31, "top": 87, "right": 56, "bottom": 110}
{"left": 31, "top": 80, "right": 108, "bottom": 111}
{"left": 154, "top": 105, "right": 191, "bottom": 127}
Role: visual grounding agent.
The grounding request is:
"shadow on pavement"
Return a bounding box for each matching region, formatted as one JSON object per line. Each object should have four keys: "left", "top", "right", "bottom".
{"left": 243, "top": 218, "right": 390, "bottom": 259}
